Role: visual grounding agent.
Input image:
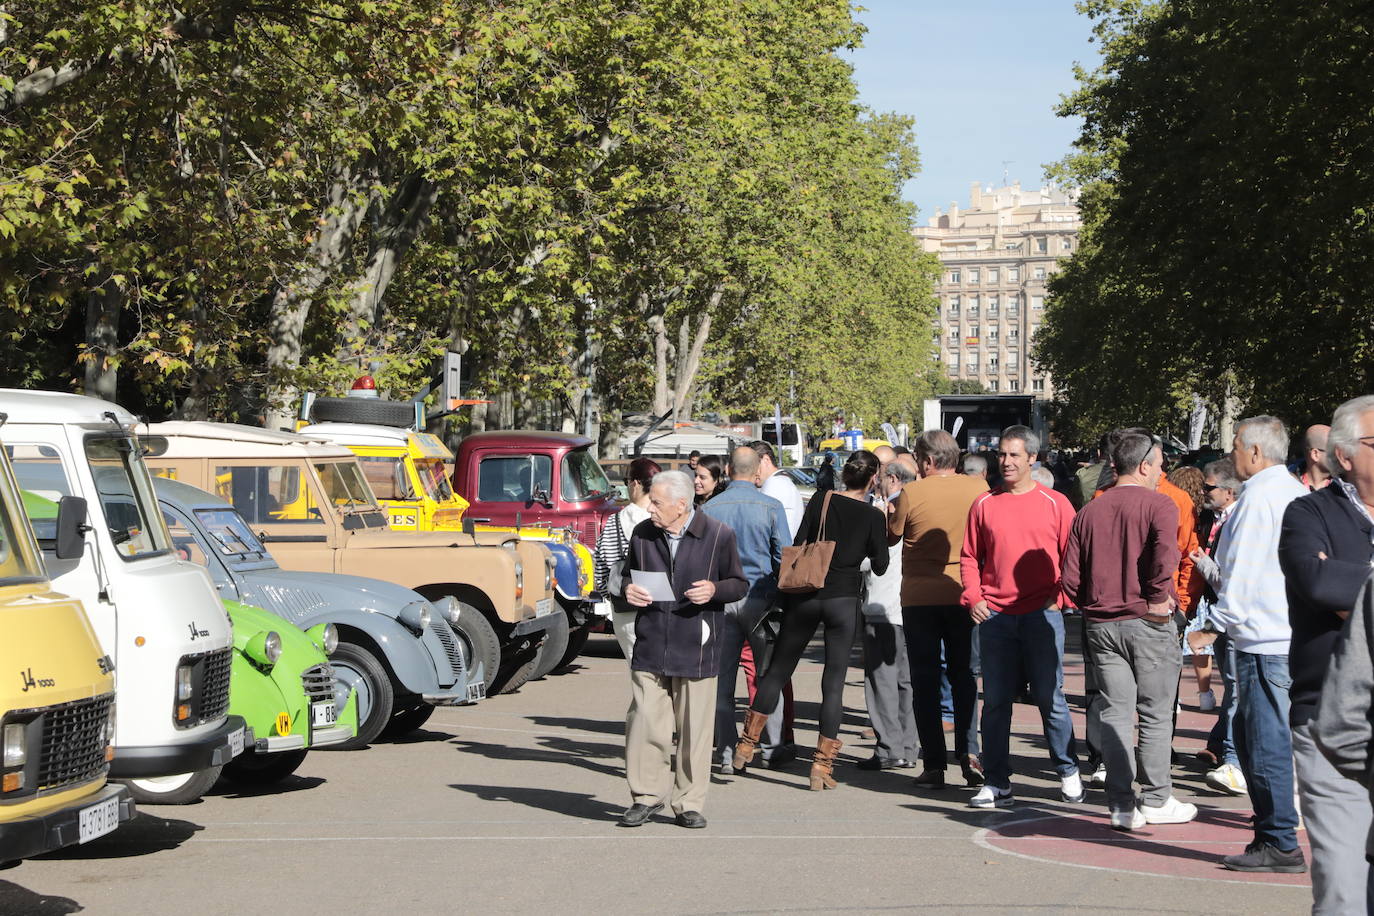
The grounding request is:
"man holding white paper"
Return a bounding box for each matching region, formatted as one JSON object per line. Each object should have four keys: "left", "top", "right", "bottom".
{"left": 619, "top": 470, "right": 747, "bottom": 829}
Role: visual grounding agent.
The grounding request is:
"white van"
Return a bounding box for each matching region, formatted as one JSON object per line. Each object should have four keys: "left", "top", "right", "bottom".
{"left": 0, "top": 391, "right": 245, "bottom": 804}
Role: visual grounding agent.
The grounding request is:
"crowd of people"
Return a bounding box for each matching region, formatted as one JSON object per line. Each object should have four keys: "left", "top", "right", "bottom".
{"left": 591, "top": 405, "right": 1374, "bottom": 914}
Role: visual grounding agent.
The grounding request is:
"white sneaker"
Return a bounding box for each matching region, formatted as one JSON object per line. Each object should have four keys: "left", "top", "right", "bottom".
{"left": 1205, "top": 763, "right": 1247, "bottom": 796}
{"left": 1142, "top": 795, "right": 1198, "bottom": 825}
{"left": 969, "top": 785, "right": 1014, "bottom": 809}
{"left": 1110, "top": 806, "right": 1146, "bottom": 831}
{"left": 1061, "top": 771, "right": 1086, "bottom": 803}
{"left": 1088, "top": 763, "right": 1107, "bottom": 787}
{"left": 1197, "top": 689, "right": 1217, "bottom": 711}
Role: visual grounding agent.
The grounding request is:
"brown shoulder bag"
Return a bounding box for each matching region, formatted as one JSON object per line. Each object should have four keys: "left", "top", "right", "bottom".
{"left": 778, "top": 491, "right": 836, "bottom": 594}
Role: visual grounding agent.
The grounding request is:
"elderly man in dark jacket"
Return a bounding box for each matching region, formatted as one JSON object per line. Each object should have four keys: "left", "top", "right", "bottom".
{"left": 619, "top": 469, "right": 746, "bottom": 829}
{"left": 1278, "top": 394, "right": 1374, "bottom": 905}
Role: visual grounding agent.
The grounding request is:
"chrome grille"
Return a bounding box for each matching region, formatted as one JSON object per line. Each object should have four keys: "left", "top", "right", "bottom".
{"left": 301, "top": 663, "right": 335, "bottom": 702}
{"left": 37, "top": 695, "right": 112, "bottom": 792}
{"left": 200, "top": 648, "right": 232, "bottom": 722}
{"left": 429, "top": 617, "right": 465, "bottom": 680}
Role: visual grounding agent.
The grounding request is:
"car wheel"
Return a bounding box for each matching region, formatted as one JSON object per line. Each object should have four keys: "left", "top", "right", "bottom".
{"left": 221, "top": 749, "right": 309, "bottom": 784}
{"left": 381, "top": 701, "right": 435, "bottom": 738}
{"left": 530, "top": 613, "right": 570, "bottom": 681}
{"left": 307, "top": 396, "right": 416, "bottom": 427}
{"left": 326, "top": 642, "right": 394, "bottom": 749}
{"left": 491, "top": 641, "right": 542, "bottom": 694}
{"left": 450, "top": 606, "right": 500, "bottom": 695}
{"left": 122, "top": 766, "right": 223, "bottom": 805}
{"left": 556, "top": 625, "right": 590, "bottom": 672}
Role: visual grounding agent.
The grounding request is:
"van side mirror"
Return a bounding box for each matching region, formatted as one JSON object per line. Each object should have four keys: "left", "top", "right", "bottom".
{"left": 55, "top": 495, "right": 88, "bottom": 560}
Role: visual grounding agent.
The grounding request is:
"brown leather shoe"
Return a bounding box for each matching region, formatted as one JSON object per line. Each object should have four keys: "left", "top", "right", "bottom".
{"left": 810, "top": 736, "right": 843, "bottom": 790}
{"left": 961, "top": 754, "right": 986, "bottom": 787}
{"left": 732, "top": 709, "right": 769, "bottom": 772}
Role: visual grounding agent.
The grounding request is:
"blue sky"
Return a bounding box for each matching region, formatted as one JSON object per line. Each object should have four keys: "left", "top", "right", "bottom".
{"left": 845, "top": 2, "right": 1098, "bottom": 223}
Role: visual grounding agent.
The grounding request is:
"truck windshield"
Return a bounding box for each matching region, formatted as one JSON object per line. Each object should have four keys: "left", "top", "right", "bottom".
{"left": 356, "top": 455, "right": 416, "bottom": 501}
{"left": 193, "top": 508, "right": 270, "bottom": 560}
{"left": 85, "top": 435, "right": 172, "bottom": 559}
{"left": 314, "top": 461, "right": 381, "bottom": 512}
{"left": 414, "top": 457, "right": 454, "bottom": 503}
{"left": 561, "top": 448, "right": 613, "bottom": 501}
{"left": 0, "top": 460, "right": 44, "bottom": 584}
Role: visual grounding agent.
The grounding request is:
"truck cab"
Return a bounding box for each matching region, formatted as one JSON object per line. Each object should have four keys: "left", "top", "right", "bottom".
{"left": 0, "top": 390, "right": 246, "bottom": 805}
{"left": 0, "top": 424, "right": 135, "bottom": 861}
{"left": 142, "top": 421, "right": 558, "bottom": 695}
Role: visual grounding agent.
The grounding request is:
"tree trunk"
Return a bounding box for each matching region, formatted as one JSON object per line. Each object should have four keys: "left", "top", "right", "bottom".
{"left": 670, "top": 288, "right": 718, "bottom": 419}
{"left": 262, "top": 168, "right": 368, "bottom": 429}
{"left": 338, "top": 173, "right": 438, "bottom": 363}
{"left": 82, "top": 273, "right": 122, "bottom": 402}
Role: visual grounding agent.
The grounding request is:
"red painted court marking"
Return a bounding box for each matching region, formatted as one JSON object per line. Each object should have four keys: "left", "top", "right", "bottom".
{"left": 974, "top": 808, "right": 1312, "bottom": 887}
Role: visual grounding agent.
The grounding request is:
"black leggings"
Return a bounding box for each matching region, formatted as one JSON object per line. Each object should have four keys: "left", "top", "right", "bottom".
{"left": 750, "top": 595, "right": 858, "bottom": 741}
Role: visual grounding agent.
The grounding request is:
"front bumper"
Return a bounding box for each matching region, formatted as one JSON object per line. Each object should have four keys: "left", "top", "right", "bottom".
{"left": 108, "top": 716, "right": 248, "bottom": 778}
{"left": 510, "top": 613, "right": 559, "bottom": 637}
{"left": 310, "top": 724, "right": 353, "bottom": 748}
{"left": 256, "top": 734, "right": 307, "bottom": 753}
{"left": 422, "top": 677, "right": 485, "bottom": 706}
{"left": 0, "top": 783, "right": 135, "bottom": 861}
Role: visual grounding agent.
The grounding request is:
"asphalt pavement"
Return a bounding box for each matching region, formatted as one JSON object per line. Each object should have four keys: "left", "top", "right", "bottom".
{"left": 1, "top": 627, "right": 1314, "bottom": 915}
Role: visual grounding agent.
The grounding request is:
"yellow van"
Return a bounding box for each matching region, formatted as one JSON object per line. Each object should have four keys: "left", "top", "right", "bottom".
{"left": 0, "top": 436, "right": 133, "bottom": 861}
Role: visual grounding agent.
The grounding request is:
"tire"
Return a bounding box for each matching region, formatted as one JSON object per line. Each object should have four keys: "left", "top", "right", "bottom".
{"left": 556, "top": 625, "right": 590, "bottom": 671}
{"left": 221, "top": 749, "right": 308, "bottom": 785}
{"left": 122, "top": 766, "right": 223, "bottom": 805}
{"left": 308, "top": 396, "right": 416, "bottom": 428}
{"left": 492, "top": 649, "right": 540, "bottom": 695}
{"left": 381, "top": 701, "right": 435, "bottom": 738}
{"left": 326, "top": 642, "right": 395, "bottom": 749}
{"left": 531, "top": 613, "right": 570, "bottom": 681}
{"left": 451, "top": 606, "right": 500, "bottom": 695}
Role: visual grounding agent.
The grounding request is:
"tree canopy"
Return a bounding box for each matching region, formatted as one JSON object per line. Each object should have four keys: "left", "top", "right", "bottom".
{"left": 1034, "top": 0, "right": 1374, "bottom": 439}
{"left": 0, "top": 0, "right": 940, "bottom": 440}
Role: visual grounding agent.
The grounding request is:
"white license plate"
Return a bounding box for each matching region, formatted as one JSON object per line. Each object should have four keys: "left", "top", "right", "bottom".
{"left": 78, "top": 796, "right": 120, "bottom": 844}
{"left": 466, "top": 682, "right": 485, "bottom": 702}
{"left": 535, "top": 597, "right": 554, "bottom": 617}
{"left": 311, "top": 702, "right": 337, "bottom": 727}
{"left": 227, "top": 725, "right": 245, "bottom": 758}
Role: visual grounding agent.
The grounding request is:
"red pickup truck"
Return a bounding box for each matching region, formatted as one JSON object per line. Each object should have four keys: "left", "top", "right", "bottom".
{"left": 452, "top": 430, "right": 620, "bottom": 571}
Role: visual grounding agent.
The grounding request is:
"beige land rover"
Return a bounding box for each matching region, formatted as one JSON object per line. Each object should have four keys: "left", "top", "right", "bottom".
{"left": 142, "top": 422, "right": 559, "bottom": 694}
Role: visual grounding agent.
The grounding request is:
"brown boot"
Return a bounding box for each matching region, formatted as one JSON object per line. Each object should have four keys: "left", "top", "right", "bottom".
{"left": 810, "top": 736, "right": 843, "bottom": 791}
{"left": 732, "top": 710, "right": 770, "bottom": 772}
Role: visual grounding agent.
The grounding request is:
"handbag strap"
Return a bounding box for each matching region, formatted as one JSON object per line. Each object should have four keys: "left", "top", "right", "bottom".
{"left": 811, "top": 490, "right": 835, "bottom": 544}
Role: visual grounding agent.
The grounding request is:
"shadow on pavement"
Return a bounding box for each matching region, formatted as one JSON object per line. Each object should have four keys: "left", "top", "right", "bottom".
{"left": 0, "top": 880, "right": 82, "bottom": 915}
{"left": 525, "top": 715, "right": 625, "bottom": 737}
{"left": 210, "top": 775, "right": 326, "bottom": 799}
{"left": 448, "top": 783, "right": 622, "bottom": 822}
{"left": 387, "top": 728, "right": 456, "bottom": 745}
{"left": 37, "top": 814, "right": 202, "bottom": 861}
{"left": 450, "top": 736, "right": 624, "bottom": 779}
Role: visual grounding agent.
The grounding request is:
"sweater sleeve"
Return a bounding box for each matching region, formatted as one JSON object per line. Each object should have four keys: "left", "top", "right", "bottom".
{"left": 1146, "top": 498, "right": 1181, "bottom": 604}
{"left": 1278, "top": 497, "right": 1372, "bottom": 615}
{"left": 886, "top": 485, "right": 908, "bottom": 546}
{"left": 1313, "top": 581, "right": 1374, "bottom": 783}
{"left": 867, "top": 507, "right": 890, "bottom": 577}
{"left": 959, "top": 497, "right": 986, "bottom": 609}
{"left": 712, "top": 525, "right": 748, "bottom": 606}
{"left": 593, "top": 510, "right": 623, "bottom": 593}
{"left": 1060, "top": 516, "right": 1083, "bottom": 609}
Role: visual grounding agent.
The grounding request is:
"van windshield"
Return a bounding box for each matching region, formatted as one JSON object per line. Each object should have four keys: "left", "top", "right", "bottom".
{"left": 414, "top": 457, "right": 454, "bottom": 503}
{"left": 314, "top": 461, "right": 382, "bottom": 512}
{"left": 0, "top": 462, "right": 44, "bottom": 584}
{"left": 561, "top": 448, "right": 613, "bottom": 501}
{"left": 85, "top": 435, "right": 172, "bottom": 559}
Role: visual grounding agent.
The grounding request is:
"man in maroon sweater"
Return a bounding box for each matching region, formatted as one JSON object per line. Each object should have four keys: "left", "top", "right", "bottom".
{"left": 1062, "top": 431, "right": 1197, "bottom": 831}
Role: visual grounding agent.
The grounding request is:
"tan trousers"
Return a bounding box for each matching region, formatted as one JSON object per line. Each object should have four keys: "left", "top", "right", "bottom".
{"left": 626, "top": 670, "right": 716, "bottom": 815}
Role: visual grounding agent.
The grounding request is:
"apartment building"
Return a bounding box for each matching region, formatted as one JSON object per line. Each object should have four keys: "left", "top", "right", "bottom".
{"left": 914, "top": 181, "right": 1080, "bottom": 397}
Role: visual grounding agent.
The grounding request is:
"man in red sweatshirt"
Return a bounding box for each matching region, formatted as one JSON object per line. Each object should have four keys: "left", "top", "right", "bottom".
{"left": 1061, "top": 430, "right": 1197, "bottom": 831}
{"left": 961, "top": 425, "right": 1082, "bottom": 808}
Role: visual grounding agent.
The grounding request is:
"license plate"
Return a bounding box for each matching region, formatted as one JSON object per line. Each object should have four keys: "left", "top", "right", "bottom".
{"left": 78, "top": 796, "right": 120, "bottom": 844}
{"left": 227, "top": 725, "right": 245, "bottom": 758}
{"left": 535, "top": 597, "right": 554, "bottom": 617}
{"left": 311, "top": 702, "right": 337, "bottom": 727}
{"left": 466, "top": 682, "right": 486, "bottom": 702}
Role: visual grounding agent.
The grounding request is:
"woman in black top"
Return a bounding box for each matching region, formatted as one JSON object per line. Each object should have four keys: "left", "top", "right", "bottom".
{"left": 732, "top": 450, "right": 889, "bottom": 790}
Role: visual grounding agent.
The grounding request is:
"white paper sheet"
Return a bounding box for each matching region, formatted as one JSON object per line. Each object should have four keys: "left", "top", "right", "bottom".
{"left": 630, "top": 569, "right": 676, "bottom": 602}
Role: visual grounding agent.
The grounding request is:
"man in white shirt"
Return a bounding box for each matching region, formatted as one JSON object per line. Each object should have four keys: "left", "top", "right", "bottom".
{"left": 1209, "top": 416, "right": 1308, "bottom": 874}
{"left": 752, "top": 440, "right": 804, "bottom": 539}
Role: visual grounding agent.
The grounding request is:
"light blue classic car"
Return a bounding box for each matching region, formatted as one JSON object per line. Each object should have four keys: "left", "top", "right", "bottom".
{"left": 153, "top": 477, "right": 485, "bottom": 748}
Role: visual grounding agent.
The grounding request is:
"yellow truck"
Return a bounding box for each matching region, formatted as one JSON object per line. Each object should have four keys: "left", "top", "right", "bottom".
{"left": 0, "top": 423, "right": 134, "bottom": 861}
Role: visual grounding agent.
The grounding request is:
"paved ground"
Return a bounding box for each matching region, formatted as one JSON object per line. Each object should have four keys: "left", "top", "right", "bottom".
{"left": 2, "top": 624, "right": 1314, "bottom": 915}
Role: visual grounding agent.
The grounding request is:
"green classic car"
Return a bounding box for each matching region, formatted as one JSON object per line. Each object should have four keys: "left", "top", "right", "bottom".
{"left": 219, "top": 599, "right": 358, "bottom": 784}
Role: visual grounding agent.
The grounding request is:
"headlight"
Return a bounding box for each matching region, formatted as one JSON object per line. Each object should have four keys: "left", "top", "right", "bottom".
{"left": 264, "top": 631, "right": 282, "bottom": 664}
{"left": 2, "top": 723, "right": 25, "bottom": 768}
{"left": 244, "top": 630, "right": 282, "bottom": 668}
{"left": 398, "top": 600, "right": 432, "bottom": 633}
{"left": 320, "top": 623, "right": 338, "bottom": 655}
{"left": 514, "top": 559, "right": 524, "bottom": 599}
{"left": 176, "top": 664, "right": 193, "bottom": 701}
{"left": 104, "top": 705, "right": 117, "bottom": 750}
{"left": 440, "top": 596, "right": 462, "bottom": 627}
{"left": 418, "top": 604, "right": 432, "bottom": 632}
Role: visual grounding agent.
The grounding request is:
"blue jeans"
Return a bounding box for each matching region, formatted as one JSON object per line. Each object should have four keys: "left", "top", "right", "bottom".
{"left": 1206, "top": 634, "right": 1239, "bottom": 766}
{"left": 1233, "top": 650, "right": 1299, "bottom": 850}
{"left": 979, "top": 607, "right": 1079, "bottom": 789}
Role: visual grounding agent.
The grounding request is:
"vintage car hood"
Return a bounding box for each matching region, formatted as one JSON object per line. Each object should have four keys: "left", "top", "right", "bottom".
{"left": 236, "top": 566, "right": 427, "bottom": 619}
